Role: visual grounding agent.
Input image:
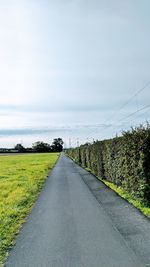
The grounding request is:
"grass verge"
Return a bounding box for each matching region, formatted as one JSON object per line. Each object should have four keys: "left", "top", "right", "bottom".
{"left": 0, "top": 153, "right": 59, "bottom": 265}
{"left": 85, "top": 167, "right": 150, "bottom": 219}
{"left": 100, "top": 179, "right": 150, "bottom": 218}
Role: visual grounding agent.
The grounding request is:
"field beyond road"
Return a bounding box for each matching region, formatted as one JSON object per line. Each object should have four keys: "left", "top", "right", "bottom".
{"left": 5, "top": 154, "right": 150, "bottom": 267}
{"left": 0, "top": 153, "right": 59, "bottom": 265}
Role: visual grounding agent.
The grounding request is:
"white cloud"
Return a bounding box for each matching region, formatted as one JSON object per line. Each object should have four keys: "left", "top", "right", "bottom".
{"left": 0, "top": 0, "right": 150, "bottom": 146}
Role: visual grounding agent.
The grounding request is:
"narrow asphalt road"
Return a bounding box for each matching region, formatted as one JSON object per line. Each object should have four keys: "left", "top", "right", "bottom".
{"left": 5, "top": 153, "right": 150, "bottom": 267}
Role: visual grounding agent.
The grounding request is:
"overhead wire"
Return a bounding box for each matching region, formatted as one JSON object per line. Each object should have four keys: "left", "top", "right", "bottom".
{"left": 86, "top": 80, "right": 150, "bottom": 140}
{"left": 103, "top": 79, "right": 150, "bottom": 125}
{"left": 118, "top": 104, "right": 150, "bottom": 122}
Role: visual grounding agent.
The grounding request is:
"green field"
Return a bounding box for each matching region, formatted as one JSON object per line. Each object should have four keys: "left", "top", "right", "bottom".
{"left": 0, "top": 153, "right": 59, "bottom": 265}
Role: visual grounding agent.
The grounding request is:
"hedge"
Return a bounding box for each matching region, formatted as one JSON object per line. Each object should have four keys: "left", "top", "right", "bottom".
{"left": 66, "top": 126, "right": 150, "bottom": 205}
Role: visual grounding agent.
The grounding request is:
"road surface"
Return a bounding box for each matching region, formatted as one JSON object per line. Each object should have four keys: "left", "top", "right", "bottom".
{"left": 5, "top": 153, "right": 150, "bottom": 267}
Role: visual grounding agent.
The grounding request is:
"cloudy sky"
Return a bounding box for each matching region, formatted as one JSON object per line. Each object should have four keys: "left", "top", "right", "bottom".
{"left": 0, "top": 0, "right": 150, "bottom": 148}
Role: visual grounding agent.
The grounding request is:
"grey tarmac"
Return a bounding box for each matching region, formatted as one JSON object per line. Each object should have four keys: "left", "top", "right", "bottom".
{"left": 5, "top": 153, "right": 150, "bottom": 267}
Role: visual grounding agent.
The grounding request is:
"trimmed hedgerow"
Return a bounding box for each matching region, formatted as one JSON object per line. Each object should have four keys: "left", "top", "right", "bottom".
{"left": 66, "top": 125, "right": 150, "bottom": 205}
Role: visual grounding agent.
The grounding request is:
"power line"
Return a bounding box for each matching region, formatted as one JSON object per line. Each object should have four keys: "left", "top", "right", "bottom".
{"left": 118, "top": 104, "right": 150, "bottom": 122}
{"left": 133, "top": 106, "right": 150, "bottom": 121}
{"left": 117, "top": 80, "right": 150, "bottom": 110}
{"left": 118, "top": 107, "right": 150, "bottom": 131}
{"left": 87, "top": 104, "right": 150, "bottom": 140}
{"left": 101, "top": 104, "right": 150, "bottom": 132}
{"left": 99, "top": 104, "right": 150, "bottom": 135}
{"left": 103, "top": 80, "right": 150, "bottom": 124}
{"left": 92, "top": 80, "right": 150, "bottom": 133}
{"left": 84, "top": 80, "right": 150, "bottom": 142}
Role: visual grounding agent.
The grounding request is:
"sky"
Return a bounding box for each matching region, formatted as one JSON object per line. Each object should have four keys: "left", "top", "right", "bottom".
{"left": 0, "top": 0, "right": 150, "bottom": 148}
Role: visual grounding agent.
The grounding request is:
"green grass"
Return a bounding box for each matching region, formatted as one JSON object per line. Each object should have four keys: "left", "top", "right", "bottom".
{"left": 0, "top": 153, "right": 59, "bottom": 265}
{"left": 100, "top": 179, "right": 150, "bottom": 218}
{"left": 85, "top": 168, "right": 150, "bottom": 219}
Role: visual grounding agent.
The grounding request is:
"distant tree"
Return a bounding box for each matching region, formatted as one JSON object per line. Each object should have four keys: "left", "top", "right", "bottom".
{"left": 32, "top": 141, "right": 51, "bottom": 152}
{"left": 25, "top": 147, "right": 33, "bottom": 153}
{"left": 51, "top": 138, "right": 63, "bottom": 152}
{"left": 14, "top": 144, "right": 26, "bottom": 153}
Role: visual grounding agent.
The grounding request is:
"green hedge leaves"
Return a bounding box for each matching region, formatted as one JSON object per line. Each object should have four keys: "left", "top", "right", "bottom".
{"left": 66, "top": 126, "right": 150, "bottom": 205}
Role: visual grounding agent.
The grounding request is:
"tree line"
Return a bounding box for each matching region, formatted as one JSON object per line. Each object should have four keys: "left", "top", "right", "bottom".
{"left": 0, "top": 138, "right": 63, "bottom": 153}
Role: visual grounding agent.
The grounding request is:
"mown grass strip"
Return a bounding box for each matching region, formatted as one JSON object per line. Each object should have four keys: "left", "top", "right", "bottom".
{"left": 85, "top": 167, "right": 150, "bottom": 219}
{"left": 0, "top": 153, "right": 59, "bottom": 265}
{"left": 99, "top": 179, "right": 150, "bottom": 218}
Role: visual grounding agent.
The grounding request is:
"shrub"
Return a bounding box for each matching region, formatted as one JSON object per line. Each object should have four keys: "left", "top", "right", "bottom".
{"left": 66, "top": 125, "right": 150, "bottom": 205}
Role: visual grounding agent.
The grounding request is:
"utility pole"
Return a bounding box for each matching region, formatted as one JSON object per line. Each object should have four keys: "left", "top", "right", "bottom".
{"left": 76, "top": 138, "right": 79, "bottom": 147}
{"left": 69, "top": 138, "right": 71, "bottom": 148}
{"left": 63, "top": 141, "right": 66, "bottom": 149}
